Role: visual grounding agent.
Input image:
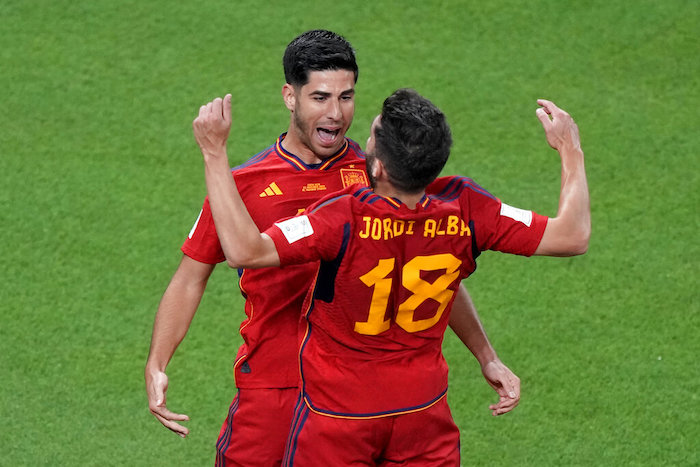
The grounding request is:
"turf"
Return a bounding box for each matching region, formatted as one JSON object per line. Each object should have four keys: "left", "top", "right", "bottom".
{"left": 1, "top": 0, "right": 698, "bottom": 465}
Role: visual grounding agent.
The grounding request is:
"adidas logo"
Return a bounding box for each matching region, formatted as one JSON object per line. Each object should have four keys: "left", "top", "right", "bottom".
{"left": 259, "top": 182, "right": 283, "bottom": 197}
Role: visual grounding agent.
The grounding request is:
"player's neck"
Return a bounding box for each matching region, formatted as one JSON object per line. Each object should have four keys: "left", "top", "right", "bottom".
{"left": 281, "top": 126, "right": 340, "bottom": 166}
{"left": 373, "top": 181, "right": 425, "bottom": 209}
{"left": 281, "top": 135, "right": 323, "bottom": 165}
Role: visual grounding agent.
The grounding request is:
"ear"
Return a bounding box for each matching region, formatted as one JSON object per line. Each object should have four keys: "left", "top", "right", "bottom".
{"left": 372, "top": 157, "right": 386, "bottom": 181}
{"left": 282, "top": 84, "right": 295, "bottom": 112}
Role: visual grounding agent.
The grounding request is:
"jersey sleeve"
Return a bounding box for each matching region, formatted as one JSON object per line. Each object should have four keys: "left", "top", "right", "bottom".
{"left": 180, "top": 197, "right": 226, "bottom": 264}
{"left": 461, "top": 179, "right": 548, "bottom": 256}
{"left": 265, "top": 194, "right": 350, "bottom": 266}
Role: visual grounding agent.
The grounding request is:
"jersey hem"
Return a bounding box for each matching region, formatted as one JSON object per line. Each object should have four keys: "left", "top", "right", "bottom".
{"left": 302, "top": 387, "right": 448, "bottom": 420}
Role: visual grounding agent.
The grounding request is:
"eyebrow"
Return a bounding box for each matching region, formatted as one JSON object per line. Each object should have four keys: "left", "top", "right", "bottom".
{"left": 309, "top": 88, "right": 355, "bottom": 97}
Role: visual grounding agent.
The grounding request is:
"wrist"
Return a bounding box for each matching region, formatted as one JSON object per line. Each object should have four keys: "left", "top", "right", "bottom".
{"left": 475, "top": 348, "right": 499, "bottom": 367}
{"left": 145, "top": 359, "right": 166, "bottom": 375}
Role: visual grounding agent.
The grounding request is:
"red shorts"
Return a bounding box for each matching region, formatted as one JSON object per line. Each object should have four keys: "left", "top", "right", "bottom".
{"left": 283, "top": 395, "right": 460, "bottom": 466}
{"left": 215, "top": 387, "right": 298, "bottom": 467}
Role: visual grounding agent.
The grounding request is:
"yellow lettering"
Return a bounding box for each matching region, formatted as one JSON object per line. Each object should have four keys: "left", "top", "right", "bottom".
{"left": 371, "top": 218, "right": 382, "bottom": 240}
{"left": 461, "top": 219, "right": 471, "bottom": 237}
{"left": 383, "top": 218, "right": 394, "bottom": 240}
{"left": 359, "top": 217, "right": 372, "bottom": 238}
{"left": 407, "top": 221, "right": 415, "bottom": 235}
{"left": 436, "top": 218, "right": 446, "bottom": 235}
{"left": 393, "top": 220, "right": 405, "bottom": 237}
{"left": 446, "top": 216, "right": 459, "bottom": 235}
{"left": 424, "top": 219, "right": 436, "bottom": 238}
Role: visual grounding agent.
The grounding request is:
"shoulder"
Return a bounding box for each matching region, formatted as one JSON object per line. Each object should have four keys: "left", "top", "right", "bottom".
{"left": 307, "top": 185, "right": 359, "bottom": 214}
{"left": 426, "top": 175, "right": 498, "bottom": 202}
{"left": 231, "top": 143, "right": 278, "bottom": 175}
{"left": 345, "top": 138, "right": 366, "bottom": 159}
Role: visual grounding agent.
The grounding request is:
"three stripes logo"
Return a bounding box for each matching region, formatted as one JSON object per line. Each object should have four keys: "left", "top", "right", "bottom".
{"left": 259, "top": 182, "right": 283, "bottom": 197}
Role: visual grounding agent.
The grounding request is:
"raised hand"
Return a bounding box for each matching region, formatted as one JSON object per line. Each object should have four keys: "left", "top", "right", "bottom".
{"left": 536, "top": 99, "right": 581, "bottom": 152}
{"left": 193, "top": 94, "right": 233, "bottom": 159}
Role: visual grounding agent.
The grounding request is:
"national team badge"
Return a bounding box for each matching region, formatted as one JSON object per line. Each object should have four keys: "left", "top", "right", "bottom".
{"left": 340, "top": 168, "right": 368, "bottom": 188}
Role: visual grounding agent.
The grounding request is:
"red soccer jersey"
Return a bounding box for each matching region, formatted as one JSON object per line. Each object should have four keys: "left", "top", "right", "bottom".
{"left": 182, "top": 134, "right": 367, "bottom": 388}
{"left": 266, "top": 176, "right": 548, "bottom": 417}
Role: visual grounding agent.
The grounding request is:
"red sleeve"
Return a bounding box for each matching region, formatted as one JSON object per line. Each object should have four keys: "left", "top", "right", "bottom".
{"left": 180, "top": 197, "right": 226, "bottom": 264}
{"left": 464, "top": 183, "right": 548, "bottom": 257}
{"left": 265, "top": 194, "right": 350, "bottom": 266}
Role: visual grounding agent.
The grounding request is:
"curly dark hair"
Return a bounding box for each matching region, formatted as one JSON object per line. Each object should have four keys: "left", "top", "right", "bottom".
{"left": 374, "top": 89, "right": 452, "bottom": 193}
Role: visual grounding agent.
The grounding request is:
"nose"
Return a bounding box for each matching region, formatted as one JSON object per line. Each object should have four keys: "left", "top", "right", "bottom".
{"left": 326, "top": 98, "right": 342, "bottom": 121}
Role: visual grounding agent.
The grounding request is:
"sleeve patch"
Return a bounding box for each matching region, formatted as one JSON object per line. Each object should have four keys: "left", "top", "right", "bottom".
{"left": 500, "top": 203, "right": 533, "bottom": 227}
{"left": 188, "top": 210, "right": 203, "bottom": 239}
{"left": 275, "top": 215, "right": 314, "bottom": 244}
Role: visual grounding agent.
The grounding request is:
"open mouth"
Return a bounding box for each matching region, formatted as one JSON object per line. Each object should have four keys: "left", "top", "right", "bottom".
{"left": 317, "top": 127, "right": 340, "bottom": 145}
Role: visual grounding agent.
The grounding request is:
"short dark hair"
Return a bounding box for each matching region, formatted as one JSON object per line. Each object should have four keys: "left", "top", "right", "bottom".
{"left": 374, "top": 89, "right": 452, "bottom": 193}
{"left": 283, "top": 29, "right": 358, "bottom": 87}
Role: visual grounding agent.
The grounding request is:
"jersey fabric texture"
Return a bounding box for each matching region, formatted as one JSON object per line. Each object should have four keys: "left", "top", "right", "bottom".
{"left": 182, "top": 133, "right": 367, "bottom": 389}
{"left": 283, "top": 394, "right": 460, "bottom": 466}
{"left": 266, "top": 176, "right": 548, "bottom": 418}
{"left": 215, "top": 387, "right": 298, "bottom": 467}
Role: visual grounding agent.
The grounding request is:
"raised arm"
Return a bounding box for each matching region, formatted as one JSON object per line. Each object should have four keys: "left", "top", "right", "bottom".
{"left": 533, "top": 99, "right": 591, "bottom": 256}
{"left": 192, "top": 94, "right": 280, "bottom": 269}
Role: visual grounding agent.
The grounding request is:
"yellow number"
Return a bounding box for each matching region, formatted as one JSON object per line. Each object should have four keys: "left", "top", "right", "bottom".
{"left": 354, "top": 254, "right": 462, "bottom": 335}
{"left": 396, "top": 254, "right": 462, "bottom": 332}
{"left": 354, "top": 258, "right": 395, "bottom": 335}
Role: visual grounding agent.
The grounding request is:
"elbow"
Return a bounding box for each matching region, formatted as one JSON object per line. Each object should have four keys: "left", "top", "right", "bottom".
{"left": 225, "top": 258, "right": 241, "bottom": 269}
{"left": 567, "top": 226, "right": 591, "bottom": 256}
{"left": 570, "top": 239, "right": 589, "bottom": 256}
{"left": 224, "top": 249, "right": 260, "bottom": 269}
{"left": 223, "top": 250, "right": 249, "bottom": 269}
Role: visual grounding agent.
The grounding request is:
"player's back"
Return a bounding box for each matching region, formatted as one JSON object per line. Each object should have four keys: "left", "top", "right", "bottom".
{"left": 269, "top": 175, "right": 546, "bottom": 417}
{"left": 294, "top": 184, "right": 476, "bottom": 417}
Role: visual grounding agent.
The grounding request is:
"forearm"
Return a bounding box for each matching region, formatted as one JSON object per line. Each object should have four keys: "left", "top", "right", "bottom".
{"left": 558, "top": 146, "right": 590, "bottom": 245}
{"left": 535, "top": 146, "right": 590, "bottom": 256}
{"left": 202, "top": 152, "right": 279, "bottom": 268}
{"left": 449, "top": 283, "right": 498, "bottom": 366}
{"left": 193, "top": 94, "right": 279, "bottom": 269}
{"left": 533, "top": 100, "right": 591, "bottom": 256}
{"left": 146, "top": 268, "right": 208, "bottom": 372}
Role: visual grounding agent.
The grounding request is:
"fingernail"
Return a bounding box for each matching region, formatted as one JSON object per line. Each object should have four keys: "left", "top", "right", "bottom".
{"left": 508, "top": 391, "right": 516, "bottom": 398}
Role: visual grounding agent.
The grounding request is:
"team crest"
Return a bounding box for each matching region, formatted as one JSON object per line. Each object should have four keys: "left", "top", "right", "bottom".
{"left": 340, "top": 168, "right": 369, "bottom": 188}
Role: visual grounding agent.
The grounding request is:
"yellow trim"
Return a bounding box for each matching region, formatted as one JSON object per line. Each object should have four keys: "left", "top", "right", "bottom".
{"left": 381, "top": 196, "right": 401, "bottom": 208}
{"left": 303, "top": 391, "right": 447, "bottom": 420}
{"left": 276, "top": 140, "right": 307, "bottom": 171}
{"left": 318, "top": 140, "right": 349, "bottom": 170}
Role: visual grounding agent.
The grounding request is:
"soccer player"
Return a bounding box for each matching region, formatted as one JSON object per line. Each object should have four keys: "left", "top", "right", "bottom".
{"left": 194, "top": 88, "right": 589, "bottom": 465}
{"left": 146, "top": 31, "right": 522, "bottom": 466}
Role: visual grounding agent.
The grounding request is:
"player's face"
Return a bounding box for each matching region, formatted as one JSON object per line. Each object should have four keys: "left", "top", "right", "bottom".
{"left": 286, "top": 70, "right": 356, "bottom": 161}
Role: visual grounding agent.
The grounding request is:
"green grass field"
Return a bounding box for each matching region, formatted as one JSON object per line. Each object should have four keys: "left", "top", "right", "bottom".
{"left": 2, "top": 0, "right": 698, "bottom": 465}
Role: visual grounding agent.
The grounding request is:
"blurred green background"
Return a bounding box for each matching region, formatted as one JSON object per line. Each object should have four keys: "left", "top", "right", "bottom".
{"left": 1, "top": 0, "right": 697, "bottom": 465}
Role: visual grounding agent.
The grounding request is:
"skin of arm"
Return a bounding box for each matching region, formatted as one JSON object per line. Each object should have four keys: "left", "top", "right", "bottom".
{"left": 192, "top": 94, "right": 280, "bottom": 269}
{"left": 448, "top": 284, "right": 521, "bottom": 416}
{"left": 533, "top": 99, "right": 591, "bottom": 256}
{"left": 145, "top": 255, "right": 215, "bottom": 437}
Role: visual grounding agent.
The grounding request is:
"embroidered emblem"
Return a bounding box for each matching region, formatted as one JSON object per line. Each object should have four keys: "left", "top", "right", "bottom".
{"left": 340, "top": 168, "right": 368, "bottom": 188}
